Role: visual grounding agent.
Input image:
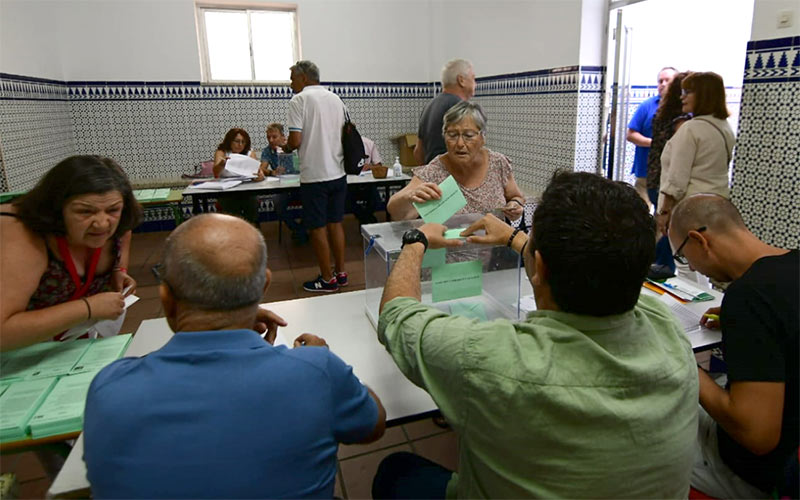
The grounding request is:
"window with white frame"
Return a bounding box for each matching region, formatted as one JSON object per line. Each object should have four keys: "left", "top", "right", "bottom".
{"left": 196, "top": 3, "right": 300, "bottom": 82}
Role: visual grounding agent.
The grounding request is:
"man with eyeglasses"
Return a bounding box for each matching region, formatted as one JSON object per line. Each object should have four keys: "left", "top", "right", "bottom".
{"left": 373, "top": 172, "right": 699, "bottom": 498}
{"left": 83, "top": 213, "right": 386, "bottom": 498}
{"left": 668, "top": 193, "right": 798, "bottom": 499}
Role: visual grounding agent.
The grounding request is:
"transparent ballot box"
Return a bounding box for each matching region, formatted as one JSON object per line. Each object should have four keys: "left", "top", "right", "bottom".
{"left": 361, "top": 213, "right": 525, "bottom": 329}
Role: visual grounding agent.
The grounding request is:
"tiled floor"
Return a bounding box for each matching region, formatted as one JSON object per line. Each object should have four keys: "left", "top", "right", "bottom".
{"left": 0, "top": 214, "right": 457, "bottom": 499}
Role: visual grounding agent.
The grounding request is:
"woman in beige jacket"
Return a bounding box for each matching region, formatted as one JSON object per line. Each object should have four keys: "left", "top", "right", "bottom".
{"left": 657, "top": 72, "right": 734, "bottom": 236}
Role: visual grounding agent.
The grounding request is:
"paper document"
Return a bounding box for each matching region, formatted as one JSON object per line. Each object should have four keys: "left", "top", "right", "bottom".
{"left": 413, "top": 176, "right": 467, "bottom": 224}
{"left": 444, "top": 228, "right": 466, "bottom": 240}
{"left": 192, "top": 179, "right": 243, "bottom": 190}
{"left": 70, "top": 334, "right": 132, "bottom": 374}
{"left": 0, "top": 342, "right": 73, "bottom": 381}
{"left": 519, "top": 294, "right": 537, "bottom": 314}
{"left": 222, "top": 154, "right": 260, "bottom": 178}
{"left": 658, "top": 293, "right": 705, "bottom": 332}
{"left": 151, "top": 188, "right": 170, "bottom": 200}
{"left": 450, "top": 302, "right": 488, "bottom": 321}
{"left": 421, "top": 248, "right": 446, "bottom": 268}
{"left": 432, "top": 260, "right": 483, "bottom": 302}
{"left": 0, "top": 378, "right": 57, "bottom": 441}
{"left": 28, "top": 371, "right": 98, "bottom": 439}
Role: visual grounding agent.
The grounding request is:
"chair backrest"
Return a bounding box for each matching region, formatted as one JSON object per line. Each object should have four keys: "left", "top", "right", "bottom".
{"left": 199, "top": 160, "right": 215, "bottom": 177}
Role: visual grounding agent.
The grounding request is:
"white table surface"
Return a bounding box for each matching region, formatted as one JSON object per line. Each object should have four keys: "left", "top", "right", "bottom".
{"left": 49, "top": 278, "right": 723, "bottom": 497}
{"left": 49, "top": 290, "right": 434, "bottom": 498}
{"left": 183, "top": 172, "right": 411, "bottom": 195}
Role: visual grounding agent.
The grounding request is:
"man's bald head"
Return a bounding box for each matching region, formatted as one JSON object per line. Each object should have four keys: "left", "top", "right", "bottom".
{"left": 670, "top": 194, "right": 747, "bottom": 241}
{"left": 162, "top": 213, "right": 267, "bottom": 310}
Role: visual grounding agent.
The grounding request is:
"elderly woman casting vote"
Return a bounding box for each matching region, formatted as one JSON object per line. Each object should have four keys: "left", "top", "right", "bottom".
{"left": 387, "top": 101, "right": 525, "bottom": 221}
{"left": 0, "top": 156, "right": 142, "bottom": 351}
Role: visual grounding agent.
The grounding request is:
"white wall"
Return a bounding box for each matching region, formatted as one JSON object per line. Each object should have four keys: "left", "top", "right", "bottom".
{"left": 751, "top": 0, "right": 800, "bottom": 40}
{"left": 0, "top": 0, "right": 65, "bottom": 80}
{"left": 428, "top": 0, "right": 584, "bottom": 79}
{"left": 578, "top": 0, "right": 606, "bottom": 66}
{"left": 1, "top": 0, "right": 433, "bottom": 82}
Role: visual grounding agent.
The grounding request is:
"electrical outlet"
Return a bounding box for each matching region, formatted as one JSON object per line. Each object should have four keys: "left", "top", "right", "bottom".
{"left": 777, "top": 10, "right": 794, "bottom": 29}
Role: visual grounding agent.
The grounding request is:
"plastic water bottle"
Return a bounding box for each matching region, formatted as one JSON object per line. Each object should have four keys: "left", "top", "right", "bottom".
{"left": 393, "top": 156, "right": 402, "bottom": 177}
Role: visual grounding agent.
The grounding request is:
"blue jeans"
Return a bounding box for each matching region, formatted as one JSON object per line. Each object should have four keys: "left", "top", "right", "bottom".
{"left": 648, "top": 188, "right": 675, "bottom": 272}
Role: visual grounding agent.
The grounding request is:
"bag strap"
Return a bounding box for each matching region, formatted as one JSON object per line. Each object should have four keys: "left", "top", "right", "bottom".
{"left": 343, "top": 106, "right": 351, "bottom": 124}
{"left": 694, "top": 117, "right": 732, "bottom": 163}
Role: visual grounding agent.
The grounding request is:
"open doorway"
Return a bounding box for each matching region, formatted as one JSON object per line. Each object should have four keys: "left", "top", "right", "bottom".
{"left": 603, "top": 0, "right": 755, "bottom": 188}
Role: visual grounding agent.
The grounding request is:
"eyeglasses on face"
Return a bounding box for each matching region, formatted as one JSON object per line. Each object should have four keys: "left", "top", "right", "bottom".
{"left": 673, "top": 226, "right": 706, "bottom": 265}
{"left": 444, "top": 130, "right": 481, "bottom": 142}
{"left": 681, "top": 88, "right": 694, "bottom": 97}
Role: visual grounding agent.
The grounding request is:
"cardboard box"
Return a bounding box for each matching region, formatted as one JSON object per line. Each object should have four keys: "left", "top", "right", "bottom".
{"left": 393, "top": 133, "right": 419, "bottom": 167}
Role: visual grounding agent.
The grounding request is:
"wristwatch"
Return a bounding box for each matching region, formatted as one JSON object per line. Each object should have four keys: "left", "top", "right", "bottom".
{"left": 401, "top": 228, "right": 428, "bottom": 251}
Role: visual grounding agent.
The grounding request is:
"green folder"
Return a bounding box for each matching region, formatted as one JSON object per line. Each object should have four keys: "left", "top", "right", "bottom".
{"left": 0, "top": 378, "right": 57, "bottom": 442}
{"left": 28, "top": 371, "right": 99, "bottom": 439}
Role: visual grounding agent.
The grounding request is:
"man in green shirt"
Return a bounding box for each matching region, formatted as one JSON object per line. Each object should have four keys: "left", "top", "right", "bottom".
{"left": 374, "top": 171, "right": 698, "bottom": 498}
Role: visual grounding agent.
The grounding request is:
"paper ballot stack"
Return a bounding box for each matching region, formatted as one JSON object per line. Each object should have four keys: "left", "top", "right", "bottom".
{"left": 0, "top": 334, "right": 132, "bottom": 442}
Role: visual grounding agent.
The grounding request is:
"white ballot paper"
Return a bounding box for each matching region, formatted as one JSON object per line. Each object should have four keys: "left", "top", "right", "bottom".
{"left": 192, "top": 179, "right": 243, "bottom": 190}
{"left": 61, "top": 288, "right": 139, "bottom": 340}
{"left": 222, "top": 154, "right": 260, "bottom": 178}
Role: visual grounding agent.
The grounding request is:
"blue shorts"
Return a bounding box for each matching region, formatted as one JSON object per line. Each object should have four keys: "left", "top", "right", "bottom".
{"left": 300, "top": 176, "right": 347, "bottom": 229}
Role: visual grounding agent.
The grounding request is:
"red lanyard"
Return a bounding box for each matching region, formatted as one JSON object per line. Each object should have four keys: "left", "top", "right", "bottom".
{"left": 56, "top": 236, "right": 103, "bottom": 300}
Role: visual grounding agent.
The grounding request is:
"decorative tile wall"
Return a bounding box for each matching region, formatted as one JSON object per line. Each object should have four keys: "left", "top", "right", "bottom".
{"left": 474, "top": 66, "right": 605, "bottom": 197}
{"left": 0, "top": 74, "right": 76, "bottom": 191}
{"left": 731, "top": 36, "right": 799, "bottom": 248}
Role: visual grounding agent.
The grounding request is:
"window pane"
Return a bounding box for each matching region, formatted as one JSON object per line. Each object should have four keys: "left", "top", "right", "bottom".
{"left": 204, "top": 10, "right": 251, "bottom": 81}
{"left": 251, "top": 11, "right": 295, "bottom": 81}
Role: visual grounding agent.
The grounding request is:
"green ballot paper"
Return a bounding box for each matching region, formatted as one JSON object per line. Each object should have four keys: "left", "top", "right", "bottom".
{"left": 432, "top": 260, "right": 483, "bottom": 302}
{"left": 421, "top": 248, "right": 446, "bottom": 268}
{"left": 28, "top": 371, "right": 98, "bottom": 439}
{"left": 450, "top": 301, "right": 489, "bottom": 321}
{"left": 444, "top": 228, "right": 466, "bottom": 240}
{"left": 413, "top": 176, "right": 467, "bottom": 224}
{"left": 0, "top": 378, "right": 57, "bottom": 442}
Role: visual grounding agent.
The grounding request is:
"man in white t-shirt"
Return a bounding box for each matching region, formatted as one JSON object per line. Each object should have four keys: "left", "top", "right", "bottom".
{"left": 284, "top": 60, "right": 348, "bottom": 293}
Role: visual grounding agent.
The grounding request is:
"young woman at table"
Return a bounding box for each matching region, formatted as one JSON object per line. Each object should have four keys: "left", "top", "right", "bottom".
{"left": 387, "top": 101, "right": 525, "bottom": 222}
{"left": 0, "top": 155, "right": 142, "bottom": 352}
{"left": 213, "top": 128, "right": 264, "bottom": 225}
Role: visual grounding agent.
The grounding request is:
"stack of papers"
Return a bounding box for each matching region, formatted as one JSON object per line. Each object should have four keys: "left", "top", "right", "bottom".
{"left": 133, "top": 189, "right": 171, "bottom": 202}
{"left": 70, "top": 334, "right": 132, "bottom": 374}
{"left": 221, "top": 154, "right": 260, "bottom": 178}
{"left": 0, "top": 335, "right": 132, "bottom": 443}
{"left": 191, "top": 179, "right": 243, "bottom": 190}
{"left": 28, "top": 371, "right": 99, "bottom": 439}
{"left": 0, "top": 341, "right": 86, "bottom": 381}
{"left": 0, "top": 378, "right": 57, "bottom": 441}
{"left": 658, "top": 294, "right": 705, "bottom": 333}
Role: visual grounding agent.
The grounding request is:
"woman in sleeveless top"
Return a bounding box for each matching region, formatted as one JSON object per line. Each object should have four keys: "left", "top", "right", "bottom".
{"left": 0, "top": 155, "right": 142, "bottom": 351}
{"left": 212, "top": 128, "right": 264, "bottom": 225}
{"left": 387, "top": 101, "right": 525, "bottom": 222}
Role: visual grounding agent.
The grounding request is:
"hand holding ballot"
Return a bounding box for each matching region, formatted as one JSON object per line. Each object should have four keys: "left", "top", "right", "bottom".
{"left": 461, "top": 213, "right": 517, "bottom": 247}
{"left": 418, "top": 223, "right": 468, "bottom": 250}
{"left": 408, "top": 182, "right": 443, "bottom": 204}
